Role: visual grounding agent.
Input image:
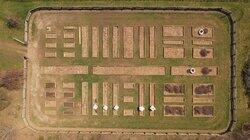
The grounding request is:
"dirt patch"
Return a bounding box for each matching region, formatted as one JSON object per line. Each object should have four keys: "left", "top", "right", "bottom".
{"left": 164, "top": 97, "right": 184, "bottom": 103}
{"left": 192, "top": 40, "right": 213, "bottom": 45}
{"left": 193, "top": 48, "right": 213, "bottom": 58}
{"left": 40, "top": 66, "right": 88, "bottom": 75}
{"left": 123, "top": 27, "right": 134, "bottom": 58}
{"left": 92, "top": 26, "right": 99, "bottom": 57}
{"left": 63, "top": 32, "right": 75, "bottom": 39}
{"left": 164, "top": 105, "right": 185, "bottom": 116}
{"left": 193, "top": 106, "right": 214, "bottom": 117}
{"left": 171, "top": 66, "right": 217, "bottom": 76}
{"left": 124, "top": 96, "right": 133, "bottom": 103}
{"left": 164, "top": 83, "right": 184, "bottom": 95}
{"left": 164, "top": 47, "right": 185, "bottom": 58}
{"left": 93, "top": 66, "right": 165, "bottom": 75}
{"left": 103, "top": 82, "right": 109, "bottom": 116}
{"left": 92, "top": 83, "right": 98, "bottom": 115}
{"left": 45, "top": 92, "right": 56, "bottom": 98}
{"left": 45, "top": 43, "right": 57, "bottom": 48}
{"left": 139, "top": 26, "right": 145, "bottom": 58}
{"left": 124, "top": 83, "right": 135, "bottom": 89}
{"left": 192, "top": 26, "right": 213, "bottom": 38}
{"left": 44, "top": 52, "right": 57, "bottom": 58}
{"left": 45, "top": 33, "right": 57, "bottom": 39}
{"left": 103, "top": 27, "right": 109, "bottom": 58}
{"left": 139, "top": 83, "right": 144, "bottom": 116}
{"left": 123, "top": 109, "right": 134, "bottom": 116}
{"left": 113, "top": 83, "right": 119, "bottom": 115}
{"left": 63, "top": 52, "right": 75, "bottom": 58}
{"left": 149, "top": 83, "right": 155, "bottom": 116}
{"left": 192, "top": 97, "right": 214, "bottom": 103}
{"left": 81, "top": 82, "right": 88, "bottom": 115}
{"left": 163, "top": 40, "right": 184, "bottom": 45}
{"left": 63, "top": 43, "right": 75, "bottom": 48}
{"left": 112, "top": 26, "right": 119, "bottom": 58}
{"left": 64, "top": 92, "right": 74, "bottom": 98}
{"left": 82, "top": 26, "right": 89, "bottom": 57}
{"left": 163, "top": 26, "right": 183, "bottom": 36}
{"left": 194, "top": 84, "right": 214, "bottom": 95}
{"left": 149, "top": 26, "right": 156, "bottom": 58}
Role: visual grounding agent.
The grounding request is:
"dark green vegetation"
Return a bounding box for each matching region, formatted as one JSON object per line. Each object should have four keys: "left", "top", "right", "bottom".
{"left": 0, "top": 0, "right": 249, "bottom": 133}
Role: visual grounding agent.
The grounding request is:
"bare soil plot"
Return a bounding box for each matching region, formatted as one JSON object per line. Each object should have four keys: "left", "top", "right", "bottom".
{"left": 45, "top": 43, "right": 57, "bottom": 48}
{"left": 163, "top": 40, "right": 184, "bottom": 45}
{"left": 139, "top": 26, "right": 145, "bottom": 58}
{"left": 103, "top": 82, "right": 109, "bottom": 116}
{"left": 40, "top": 66, "right": 88, "bottom": 75}
{"left": 64, "top": 32, "right": 75, "bottom": 39}
{"left": 192, "top": 97, "right": 214, "bottom": 103}
{"left": 64, "top": 26, "right": 77, "bottom": 30}
{"left": 63, "top": 43, "right": 75, "bottom": 48}
{"left": 163, "top": 26, "right": 184, "bottom": 37}
{"left": 78, "top": 27, "right": 82, "bottom": 44}
{"left": 192, "top": 27, "right": 213, "bottom": 38}
{"left": 123, "top": 96, "right": 134, "bottom": 103}
{"left": 164, "top": 83, "right": 185, "bottom": 95}
{"left": 112, "top": 26, "right": 119, "bottom": 58}
{"left": 44, "top": 52, "right": 57, "bottom": 58}
{"left": 123, "top": 109, "right": 134, "bottom": 116}
{"left": 92, "top": 83, "right": 98, "bottom": 115}
{"left": 45, "top": 83, "right": 56, "bottom": 89}
{"left": 192, "top": 40, "right": 213, "bottom": 45}
{"left": 164, "top": 47, "right": 185, "bottom": 58}
{"left": 164, "top": 105, "right": 185, "bottom": 116}
{"left": 149, "top": 83, "right": 155, "bottom": 116}
{"left": 62, "top": 82, "right": 75, "bottom": 89}
{"left": 64, "top": 102, "right": 74, "bottom": 108}
{"left": 112, "top": 83, "right": 119, "bottom": 116}
{"left": 63, "top": 109, "right": 74, "bottom": 115}
{"left": 149, "top": 26, "right": 156, "bottom": 58}
{"left": 123, "top": 27, "right": 134, "bottom": 58}
{"left": 139, "top": 83, "right": 144, "bottom": 116}
{"left": 93, "top": 66, "right": 165, "bottom": 75}
{"left": 63, "top": 52, "right": 75, "bottom": 58}
{"left": 193, "top": 106, "right": 214, "bottom": 117}
{"left": 193, "top": 84, "right": 214, "bottom": 95}
{"left": 124, "top": 83, "right": 135, "bottom": 89}
{"left": 45, "top": 109, "right": 57, "bottom": 115}
{"left": 171, "top": 66, "right": 218, "bottom": 76}
{"left": 103, "top": 27, "right": 109, "bottom": 58}
{"left": 45, "top": 92, "right": 56, "bottom": 99}
{"left": 44, "top": 100, "right": 56, "bottom": 108}
{"left": 92, "top": 27, "right": 99, "bottom": 57}
{"left": 81, "top": 82, "right": 88, "bottom": 115}
{"left": 64, "top": 92, "right": 74, "bottom": 98}
{"left": 164, "top": 97, "right": 185, "bottom": 103}
{"left": 45, "top": 33, "right": 57, "bottom": 39}
{"left": 82, "top": 26, "right": 89, "bottom": 57}
{"left": 193, "top": 48, "right": 213, "bottom": 58}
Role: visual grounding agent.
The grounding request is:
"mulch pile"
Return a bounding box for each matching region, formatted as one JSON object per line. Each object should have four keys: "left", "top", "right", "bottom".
{"left": 199, "top": 49, "right": 210, "bottom": 57}
{"left": 164, "top": 84, "right": 184, "bottom": 94}
{"left": 194, "top": 106, "right": 213, "bottom": 115}
{"left": 165, "top": 106, "right": 184, "bottom": 115}
{"left": 194, "top": 85, "right": 213, "bottom": 95}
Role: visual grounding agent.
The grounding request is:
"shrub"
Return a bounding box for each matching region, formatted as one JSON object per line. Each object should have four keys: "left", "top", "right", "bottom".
{"left": 0, "top": 70, "right": 23, "bottom": 90}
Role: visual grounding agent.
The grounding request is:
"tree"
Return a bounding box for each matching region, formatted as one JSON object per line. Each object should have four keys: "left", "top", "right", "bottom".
{"left": 6, "top": 18, "right": 19, "bottom": 29}
{"left": 0, "top": 70, "right": 23, "bottom": 90}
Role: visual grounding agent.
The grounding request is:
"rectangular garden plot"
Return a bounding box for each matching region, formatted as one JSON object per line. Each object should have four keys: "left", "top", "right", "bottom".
{"left": 193, "top": 105, "right": 214, "bottom": 117}
{"left": 26, "top": 9, "right": 232, "bottom": 133}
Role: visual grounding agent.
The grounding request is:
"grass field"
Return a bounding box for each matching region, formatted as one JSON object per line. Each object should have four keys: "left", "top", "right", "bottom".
{"left": 0, "top": 0, "right": 249, "bottom": 136}
{"left": 24, "top": 9, "right": 231, "bottom": 133}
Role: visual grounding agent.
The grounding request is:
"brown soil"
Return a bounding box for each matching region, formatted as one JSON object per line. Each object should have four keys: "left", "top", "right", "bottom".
{"left": 64, "top": 92, "right": 74, "bottom": 98}
{"left": 92, "top": 26, "right": 99, "bottom": 57}
{"left": 139, "top": 27, "right": 145, "bottom": 58}
{"left": 243, "top": 123, "right": 250, "bottom": 131}
{"left": 45, "top": 92, "right": 56, "bottom": 98}
{"left": 201, "top": 67, "right": 212, "bottom": 75}
{"left": 64, "top": 102, "right": 74, "bottom": 108}
{"left": 164, "top": 84, "right": 184, "bottom": 94}
{"left": 163, "top": 26, "right": 184, "bottom": 37}
{"left": 199, "top": 49, "right": 210, "bottom": 57}
{"left": 112, "top": 26, "right": 119, "bottom": 58}
{"left": 82, "top": 26, "right": 89, "bottom": 57}
{"left": 165, "top": 106, "right": 184, "bottom": 115}
{"left": 45, "top": 83, "right": 55, "bottom": 89}
{"left": 194, "top": 85, "right": 213, "bottom": 95}
{"left": 194, "top": 106, "right": 213, "bottom": 116}
{"left": 149, "top": 26, "right": 156, "bottom": 58}
{"left": 103, "top": 27, "right": 109, "bottom": 58}
{"left": 124, "top": 27, "right": 134, "bottom": 58}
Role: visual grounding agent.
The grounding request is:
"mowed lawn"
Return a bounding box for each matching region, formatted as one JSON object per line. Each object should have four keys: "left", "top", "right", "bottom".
{"left": 0, "top": 0, "right": 249, "bottom": 132}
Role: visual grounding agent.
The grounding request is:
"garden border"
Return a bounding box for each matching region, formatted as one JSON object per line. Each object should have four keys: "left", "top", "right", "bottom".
{"left": 22, "top": 6, "right": 236, "bottom": 135}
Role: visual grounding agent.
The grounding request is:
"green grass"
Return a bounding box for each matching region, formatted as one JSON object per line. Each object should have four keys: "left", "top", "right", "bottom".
{"left": 0, "top": 0, "right": 249, "bottom": 132}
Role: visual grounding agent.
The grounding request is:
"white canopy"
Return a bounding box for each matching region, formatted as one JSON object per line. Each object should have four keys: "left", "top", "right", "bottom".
{"left": 150, "top": 106, "right": 156, "bottom": 111}
{"left": 139, "top": 106, "right": 145, "bottom": 112}
{"left": 103, "top": 105, "right": 108, "bottom": 111}
{"left": 93, "top": 104, "right": 98, "bottom": 110}
{"left": 113, "top": 105, "right": 119, "bottom": 110}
